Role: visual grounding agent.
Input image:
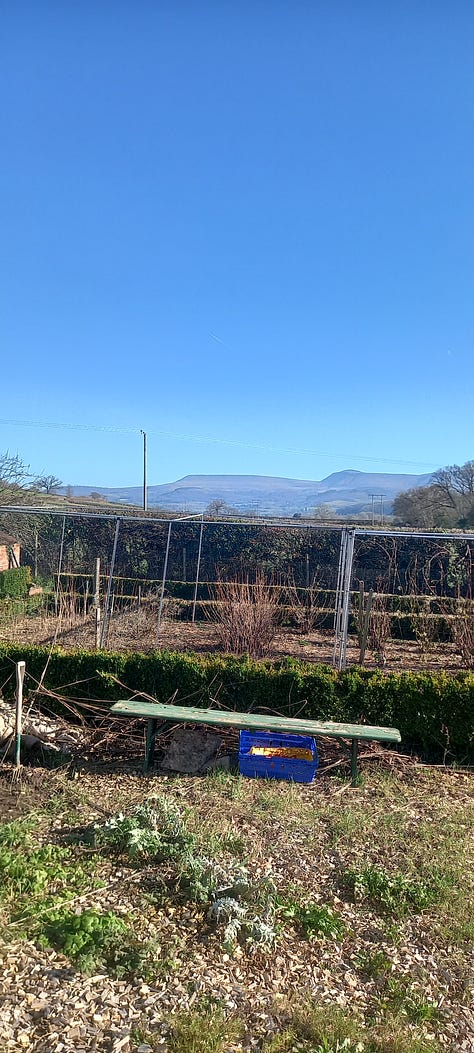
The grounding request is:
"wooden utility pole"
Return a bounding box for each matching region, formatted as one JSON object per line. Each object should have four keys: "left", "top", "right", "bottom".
{"left": 141, "top": 431, "right": 147, "bottom": 511}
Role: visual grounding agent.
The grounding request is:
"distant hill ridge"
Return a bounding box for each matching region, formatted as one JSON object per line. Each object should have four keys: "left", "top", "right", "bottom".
{"left": 61, "top": 469, "right": 432, "bottom": 517}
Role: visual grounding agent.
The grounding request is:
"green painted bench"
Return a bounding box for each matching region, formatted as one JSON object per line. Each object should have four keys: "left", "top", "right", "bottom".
{"left": 110, "top": 700, "right": 401, "bottom": 785}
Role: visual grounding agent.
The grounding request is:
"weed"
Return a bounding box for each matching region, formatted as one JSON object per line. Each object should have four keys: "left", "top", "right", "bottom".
{"left": 0, "top": 819, "right": 34, "bottom": 848}
{"left": 39, "top": 906, "right": 161, "bottom": 979}
{"left": 40, "top": 907, "right": 127, "bottom": 972}
{"left": 0, "top": 842, "right": 97, "bottom": 908}
{"left": 277, "top": 896, "right": 345, "bottom": 940}
{"left": 343, "top": 865, "right": 453, "bottom": 917}
{"left": 167, "top": 1004, "right": 242, "bottom": 1053}
{"left": 378, "top": 975, "right": 442, "bottom": 1026}
{"left": 176, "top": 853, "right": 278, "bottom": 949}
{"left": 355, "top": 950, "right": 392, "bottom": 981}
{"left": 92, "top": 797, "right": 277, "bottom": 950}
{"left": 91, "top": 796, "right": 193, "bottom": 861}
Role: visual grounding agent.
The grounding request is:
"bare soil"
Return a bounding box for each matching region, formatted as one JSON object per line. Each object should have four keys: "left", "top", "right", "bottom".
{"left": 1, "top": 606, "right": 467, "bottom": 672}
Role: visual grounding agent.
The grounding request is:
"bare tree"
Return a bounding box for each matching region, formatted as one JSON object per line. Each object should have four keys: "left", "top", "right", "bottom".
{"left": 395, "top": 460, "right": 474, "bottom": 528}
{"left": 0, "top": 451, "right": 33, "bottom": 506}
{"left": 206, "top": 499, "right": 238, "bottom": 516}
{"left": 0, "top": 451, "right": 30, "bottom": 489}
{"left": 33, "top": 474, "right": 63, "bottom": 494}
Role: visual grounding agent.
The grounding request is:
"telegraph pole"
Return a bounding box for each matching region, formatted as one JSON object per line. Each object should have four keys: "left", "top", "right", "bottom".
{"left": 369, "top": 494, "right": 384, "bottom": 526}
{"left": 141, "top": 431, "right": 147, "bottom": 511}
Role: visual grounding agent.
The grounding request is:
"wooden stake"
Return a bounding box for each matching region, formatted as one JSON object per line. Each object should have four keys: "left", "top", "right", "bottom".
{"left": 15, "top": 661, "right": 25, "bottom": 768}
{"left": 95, "top": 607, "right": 101, "bottom": 649}
{"left": 94, "top": 558, "right": 101, "bottom": 608}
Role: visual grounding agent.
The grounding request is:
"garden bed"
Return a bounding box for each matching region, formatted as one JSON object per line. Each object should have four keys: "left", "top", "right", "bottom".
{"left": 0, "top": 759, "right": 472, "bottom": 1052}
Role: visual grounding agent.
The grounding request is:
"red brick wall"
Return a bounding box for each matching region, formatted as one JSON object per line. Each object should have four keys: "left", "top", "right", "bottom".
{"left": 0, "top": 544, "right": 21, "bottom": 571}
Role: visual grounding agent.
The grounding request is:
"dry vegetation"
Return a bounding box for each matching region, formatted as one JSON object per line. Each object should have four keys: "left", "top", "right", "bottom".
{"left": 1, "top": 598, "right": 471, "bottom": 672}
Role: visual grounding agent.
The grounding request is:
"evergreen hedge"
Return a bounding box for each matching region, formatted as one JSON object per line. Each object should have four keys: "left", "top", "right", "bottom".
{"left": 0, "top": 567, "right": 31, "bottom": 599}
{"left": 0, "top": 644, "right": 472, "bottom": 763}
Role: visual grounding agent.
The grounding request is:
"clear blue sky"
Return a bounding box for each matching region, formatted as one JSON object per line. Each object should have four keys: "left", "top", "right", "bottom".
{"left": 1, "top": 2, "right": 473, "bottom": 488}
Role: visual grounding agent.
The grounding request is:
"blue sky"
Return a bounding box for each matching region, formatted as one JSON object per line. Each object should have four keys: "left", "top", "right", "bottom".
{"left": 1, "top": 2, "right": 473, "bottom": 488}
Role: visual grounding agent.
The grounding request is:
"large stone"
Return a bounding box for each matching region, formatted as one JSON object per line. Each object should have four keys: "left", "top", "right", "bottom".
{"left": 160, "top": 727, "right": 225, "bottom": 774}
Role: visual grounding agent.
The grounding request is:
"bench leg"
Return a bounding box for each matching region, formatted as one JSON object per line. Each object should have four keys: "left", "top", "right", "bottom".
{"left": 145, "top": 718, "right": 158, "bottom": 772}
{"left": 351, "top": 739, "right": 358, "bottom": 786}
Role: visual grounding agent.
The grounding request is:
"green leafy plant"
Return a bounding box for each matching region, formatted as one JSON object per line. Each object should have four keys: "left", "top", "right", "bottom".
{"left": 177, "top": 853, "right": 278, "bottom": 949}
{"left": 277, "top": 895, "right": 345, "bottom": 940}
{"left": 0, "top": 842, "right": 91, "bottom": 903}
{"left": 343, "top": 865, "right": 452, "bottom": 917}
{"left": 92, "top": 798, "right": 277, "bottom": 950}
{"left": 355, "top": 950, "right": 392, "bottom": 981}
{"left": 378, "top": 975, "right": 442, "bottom": 1025}
{"left": 40, "top": 907, "right": 127, "bottom": 973}
{"left": 92, "top": 796, "right": 192, "bottom": 861}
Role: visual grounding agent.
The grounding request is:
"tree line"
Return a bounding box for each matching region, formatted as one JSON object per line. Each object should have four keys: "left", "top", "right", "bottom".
{"left": 393, "top": 459, "right": 474, "bottom": 530}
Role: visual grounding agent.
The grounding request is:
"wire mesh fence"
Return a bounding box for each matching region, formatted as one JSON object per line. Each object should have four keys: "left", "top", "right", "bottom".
{"left": 0, "top": 507, "right": 473, "bottom": 670}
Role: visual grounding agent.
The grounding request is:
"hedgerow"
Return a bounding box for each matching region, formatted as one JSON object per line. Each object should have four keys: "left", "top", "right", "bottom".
{"left": 0, "top": 644, "right": 472, "bottom": 762}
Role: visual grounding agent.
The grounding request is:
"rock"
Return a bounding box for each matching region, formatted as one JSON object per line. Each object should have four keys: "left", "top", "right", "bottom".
{"left": 160, "top": 727, "right": 225, "bottom": 774}
{"left": 203, "top": 754, "right": 231, "bottom": 772}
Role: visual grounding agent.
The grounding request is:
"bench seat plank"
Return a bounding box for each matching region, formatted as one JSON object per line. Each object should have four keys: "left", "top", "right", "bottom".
{"left": 110, "top": 700, "right": 401, "bottom": 744}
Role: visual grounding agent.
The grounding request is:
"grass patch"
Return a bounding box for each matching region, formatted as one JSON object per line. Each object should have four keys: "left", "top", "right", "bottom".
{"left": 343, "top": 864, "right": 454, "bottom": 917}
{"left": 377, "top": 976, "right": 442, "bottom": 1026}
{"left": 262, "top": 998, "right": 443, "bottom": 1053}
{"left": 167, "top": 1004, "right": 242, "bottom": 1053}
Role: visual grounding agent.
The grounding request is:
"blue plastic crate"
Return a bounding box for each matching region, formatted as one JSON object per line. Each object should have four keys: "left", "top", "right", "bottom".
{"left": 239, "top": 730, "right": 318, "bottom": 783}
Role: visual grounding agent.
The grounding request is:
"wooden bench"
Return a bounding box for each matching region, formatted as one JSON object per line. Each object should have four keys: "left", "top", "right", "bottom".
{"left": 110, "top": 700, "right": 401, "bottom": 786}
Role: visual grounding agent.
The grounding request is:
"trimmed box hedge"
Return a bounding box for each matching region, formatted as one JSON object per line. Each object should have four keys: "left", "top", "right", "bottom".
{"left": 0, "top": 644, "right": 472, "bottom": 764}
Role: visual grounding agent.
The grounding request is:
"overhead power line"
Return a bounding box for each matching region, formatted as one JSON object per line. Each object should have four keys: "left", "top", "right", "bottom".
{"left": 0, "top": 415, "right": 439, "bottom": 471}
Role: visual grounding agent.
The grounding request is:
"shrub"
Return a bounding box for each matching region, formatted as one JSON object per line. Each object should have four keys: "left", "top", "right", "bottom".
{"left": 0, "top": 644, "right": 472, "bottom": 762}
{"left": 0, "top": 567, "right": 31, "bottom": 599}
{"left": 208, "top": 574, "right": 282, "bottom": 658}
